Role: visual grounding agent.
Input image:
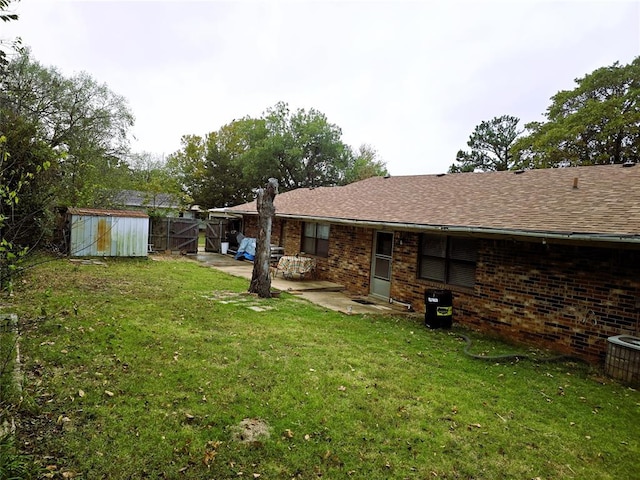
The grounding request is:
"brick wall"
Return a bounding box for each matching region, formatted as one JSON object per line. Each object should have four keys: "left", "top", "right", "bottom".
{"left": 324, "top": 225, "right": 373, "bottom": 296}
{"left": 243, "top": 216, "right": 285, "bottom": 248}
{"left": 240, "top": 215, "right": 640, "bottom": 363}
{"left": 391, "top": 233, "right": 640, "bottom": 363}
{"left": 467, "top": 240, "right": 640, "bottom": 363}
{"left": 279, "top": 221, "right": 373, "bottom": 295}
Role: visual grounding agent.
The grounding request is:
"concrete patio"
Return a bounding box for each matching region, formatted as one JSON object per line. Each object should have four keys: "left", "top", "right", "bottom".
{"left": 191, "top": 251, "right": 417, "bottom": 316}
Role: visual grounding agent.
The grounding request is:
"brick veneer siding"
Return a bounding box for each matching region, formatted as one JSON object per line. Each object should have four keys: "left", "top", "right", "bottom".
{"left": 241, "top": 216, "right": 285, "bottom": 247}
{"left": 391, "top": 233, "right": 640, "bottom": 363}
{"left": 469, "top": 240, "right": 640, "bottom": 363}
{"left": 243, "top": 217, "right": 373, "bottom": 295}
{"left": 279, "top": 220, "right": 373, "bottom": 295}
{"left": 239, "top": 215, "right": 640, "bottom": 363}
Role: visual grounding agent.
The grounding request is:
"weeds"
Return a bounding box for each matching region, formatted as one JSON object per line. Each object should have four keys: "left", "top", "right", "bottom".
{"left": 3, "top": 255, "right": 640, "bottom": 479}
{"left": 0, "top": 433, "right": 32, "bottom": 480}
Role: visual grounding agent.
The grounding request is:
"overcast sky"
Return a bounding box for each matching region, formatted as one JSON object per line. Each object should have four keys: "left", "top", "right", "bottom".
{"left": 4, "top": 0, "right": 639, "bottom": 175}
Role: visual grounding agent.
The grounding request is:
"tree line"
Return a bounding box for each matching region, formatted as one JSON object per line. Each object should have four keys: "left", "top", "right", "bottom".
{"left": 166, "top": 103, "right": 387, "bottom": 208}
{"left": 450, "top": 56, "right": 639, "bottom": 173}
{"left": 0, "top": 0, "right": 387, "bottom": 288}
{"left": 1, "top": 0, "right": 638, "bottom": 289}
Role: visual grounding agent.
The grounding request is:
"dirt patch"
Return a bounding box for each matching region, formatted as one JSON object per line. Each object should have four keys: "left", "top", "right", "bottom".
{"left": 149, "top": 253, "right": 193, "bottom": 262}
{"left": 230, "top": 418, "right": 271, "bottom": 443}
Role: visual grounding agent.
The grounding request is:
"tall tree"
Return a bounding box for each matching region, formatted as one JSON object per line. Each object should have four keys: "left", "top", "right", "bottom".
{"left": 166, "top": 134, "right": 207, "bottom": 201}
{"left": 0, "top": 3, "right": 60, "bottom": 290}
{"left": 0, "top": 113, "right": 56, "bottom": 289}
{"left": 0, "top": 0, "right": 19, "bottom": 74}
{"left": 2, "top": 49, "right": 135, "bottom": 206}
{"left": 210, "top": 117, "right": 268, "bottom": 206}
{"left": 125, "top": 151, "right": 190, "bottom": 212}
{"left": 168, "top": 102, "right": 355, "bottom": 208}
{"left": 166, "top": 120, "right": 264, "bottom": 208}
{"left": 513, "top": 57, "right": 640, "bottom": 168}
{"left": 343, "top": 143, "right": 388, "bottom": 183}
{"left": 285, "top": 106, "right": 349, "bottom": 188}
{"left": 449, "top": 115, "right": 521, "bottom": 173}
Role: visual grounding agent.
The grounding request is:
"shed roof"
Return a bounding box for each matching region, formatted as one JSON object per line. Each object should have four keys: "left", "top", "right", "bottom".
{"left": 227, "top": 164, "right": 640, "bottom": 241}
{"left": 67, "top": 208, "right": 149, "bottom": 218}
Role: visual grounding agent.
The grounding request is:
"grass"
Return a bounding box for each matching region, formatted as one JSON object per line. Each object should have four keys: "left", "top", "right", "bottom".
{"left": 2, "top": 254, "right": 639, "bottom": 479}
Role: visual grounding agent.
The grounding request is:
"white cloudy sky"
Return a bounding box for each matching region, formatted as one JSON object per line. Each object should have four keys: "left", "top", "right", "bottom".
{"left": 4, "top": 0, "right": 639, "bottom": 175}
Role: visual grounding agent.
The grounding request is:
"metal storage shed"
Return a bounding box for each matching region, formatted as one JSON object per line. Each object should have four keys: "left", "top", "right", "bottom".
{"left": 67, "top": 208, "right": 149, "bottom": 257}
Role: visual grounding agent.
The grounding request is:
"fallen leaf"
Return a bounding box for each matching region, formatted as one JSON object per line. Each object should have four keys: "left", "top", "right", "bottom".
{"left": 338, "top": 385, "right": 347, "bottom": 391}
{"left": 56, "top": 416, "right": 71, "bottom": 425}
{"left": 283, "top": 429, "right": 294, "bottom": 438}
{"left": 78, "top": 389, "right": 85, "bottom": 398}
{"left": 104, "top": 390, "right": 114, "bottom": 397}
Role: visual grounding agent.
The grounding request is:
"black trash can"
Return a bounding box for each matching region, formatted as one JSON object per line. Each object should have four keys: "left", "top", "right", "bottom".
{"left": 425, "top": 289, "right": 453, "bottom": 329}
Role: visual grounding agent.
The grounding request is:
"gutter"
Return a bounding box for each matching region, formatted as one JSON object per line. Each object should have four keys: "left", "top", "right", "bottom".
{"left": 227, "top": 209, "right": 640, "bottom": 246}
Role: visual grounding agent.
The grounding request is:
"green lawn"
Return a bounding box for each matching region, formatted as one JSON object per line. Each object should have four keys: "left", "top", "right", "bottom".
{"left": 1, "top": 255, "right": 638, "bottom": 479}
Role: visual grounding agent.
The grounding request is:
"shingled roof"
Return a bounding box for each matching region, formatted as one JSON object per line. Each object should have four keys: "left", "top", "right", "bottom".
{"left": 113, "top": 190, "right": 181, "bottom": 210}
{"left": 228, "top": 164, "right": 640, "bottom": 242}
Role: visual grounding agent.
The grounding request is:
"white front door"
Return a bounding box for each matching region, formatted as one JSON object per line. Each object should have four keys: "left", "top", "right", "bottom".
{"left": 370, "top": 231, "right": 393, "bottom": 300}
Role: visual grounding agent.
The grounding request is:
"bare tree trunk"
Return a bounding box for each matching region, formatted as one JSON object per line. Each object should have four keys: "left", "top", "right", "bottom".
{"left": 249, "top": 178, "right": 278, "bottom": 298}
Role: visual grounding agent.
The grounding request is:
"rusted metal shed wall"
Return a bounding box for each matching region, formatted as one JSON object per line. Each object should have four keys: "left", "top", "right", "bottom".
{"left": 69, "top": 208, "right": 149, "bottom": 257}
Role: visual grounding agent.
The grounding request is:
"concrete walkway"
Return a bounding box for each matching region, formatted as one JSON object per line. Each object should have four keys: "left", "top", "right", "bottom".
{"left": 192, "top": 251, "right": 415, "bottom": 316}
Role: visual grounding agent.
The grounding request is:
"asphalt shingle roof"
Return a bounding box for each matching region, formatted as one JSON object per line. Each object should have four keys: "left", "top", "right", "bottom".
{"left": 228, "top": 164, "right": 640, "bottom": 238}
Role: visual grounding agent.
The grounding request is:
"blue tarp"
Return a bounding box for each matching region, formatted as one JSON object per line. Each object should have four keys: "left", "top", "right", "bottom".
{"left": 234, "top": 237, "right": 256, "bottom": 261}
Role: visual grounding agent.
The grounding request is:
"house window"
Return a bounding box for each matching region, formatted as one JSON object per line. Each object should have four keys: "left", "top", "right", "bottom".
{"left": 302, "top": 222, "right": 329, "bottom": 257}
{"left": 419, "top": 234, "right": 478, "bottom": 288}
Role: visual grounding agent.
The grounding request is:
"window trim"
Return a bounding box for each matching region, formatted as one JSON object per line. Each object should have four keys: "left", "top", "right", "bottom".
{"left": 301, "top": 222, "right": 330, "bottom": 257}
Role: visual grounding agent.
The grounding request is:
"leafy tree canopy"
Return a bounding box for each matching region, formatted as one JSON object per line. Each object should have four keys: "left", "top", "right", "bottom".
{"left": 0, "top": 0, "right": 19, "bottom": 73}
{"left": 168, "top": 102, "right": 386, "bottom": 208}
{"left": 2, "top": 49, "right": 135, "bottom": 206}
{"left": 344, "top": 144, "right": 389, "bottom": 183}
{"left": 513, "top": 57, "right": 640, "bottom": 168}
{"left": 449, "top": 115, "right": 521, "bottom": 173}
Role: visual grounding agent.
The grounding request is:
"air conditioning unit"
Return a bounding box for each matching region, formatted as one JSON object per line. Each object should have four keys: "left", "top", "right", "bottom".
{"left": 605, "top": 335, "right": 640, "bottom": 386}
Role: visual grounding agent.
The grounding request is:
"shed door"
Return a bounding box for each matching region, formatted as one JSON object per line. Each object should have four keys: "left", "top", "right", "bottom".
{"left": 370, "top": 231, "right": 393, "bottom": 300}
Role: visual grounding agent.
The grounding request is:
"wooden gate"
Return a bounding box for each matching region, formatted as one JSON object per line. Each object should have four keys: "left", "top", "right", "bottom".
{"left": 205, "top": 216, "right": 243, "bottom": 254}
{"left": 205, "top": 220, "right": 224, "bottom": 252}
{"left": 149, "top": 217, "right": 199, "bottom": 254}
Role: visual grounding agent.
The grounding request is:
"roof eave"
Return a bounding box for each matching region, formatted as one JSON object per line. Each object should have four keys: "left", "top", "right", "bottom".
{"left": 234, "top": 210, "right": 640, "bottom": 246}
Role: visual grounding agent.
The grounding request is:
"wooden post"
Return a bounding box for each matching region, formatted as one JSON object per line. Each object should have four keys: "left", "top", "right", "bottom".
{"left": 249, "top": 178, "right": 278, "bottom": 298}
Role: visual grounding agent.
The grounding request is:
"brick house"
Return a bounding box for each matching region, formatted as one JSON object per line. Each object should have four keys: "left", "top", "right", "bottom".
{"left": 227, "top": 164, "right": 640, "bottom": 363}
